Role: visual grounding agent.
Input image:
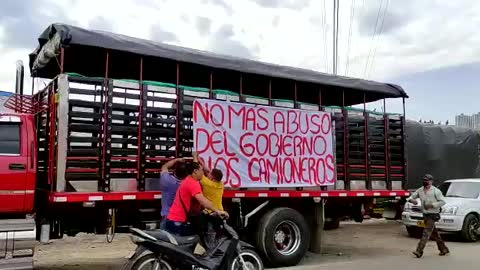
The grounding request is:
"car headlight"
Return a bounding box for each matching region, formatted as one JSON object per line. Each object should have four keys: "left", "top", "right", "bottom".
{"left": 404, "top": 203, "right": 412, "bottom": 211}
{"left": 441, "top": 206, "right": 458, "bottom": 215}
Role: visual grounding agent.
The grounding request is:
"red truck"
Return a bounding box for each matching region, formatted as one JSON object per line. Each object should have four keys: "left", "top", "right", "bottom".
{"left": 0, "top": 23, "right": 410, "bottom": 269}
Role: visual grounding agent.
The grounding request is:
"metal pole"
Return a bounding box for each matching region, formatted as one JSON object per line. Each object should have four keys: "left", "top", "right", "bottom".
{"left": 335, "top": 0, "right": 340, "bottom": 75}
{"left": 402, "top": 97, "right": 407, "bottom": 189}
{"left": 294, "top": 82, "right": 298, "bottom": 108}
{"left": 319, "top": 89, "right": 323, "bottom": 111}
{"left": 60, "top": 47, "right": 65, "bottom": 73}
{"left": 333, "top": 0, "right": 340, "bottom": 75}
{"left": 209, "top": 72, "right": 213, "bottom": 99}
{"left": 175, "top": 63, "right": 180, "bottom": 158}
{"left": 268, "top": 80, "right": 272, "bottom": 106}
{"left": 364, "top": 93, "right": 370, "bottom": 188}
{"left": 333, "top": 0, "right": 337, "bottom": 75}
{"left": 104, "top": 50, "right": 110, "bottom": 79}
{"left": 239, "top": 74, "right": 243, "bottom": 96}
{"left": 383, "top": 97, "right": 390, "bottom": 189}
{"left": 136, "top": 57, "right": 146, "bottom": 191}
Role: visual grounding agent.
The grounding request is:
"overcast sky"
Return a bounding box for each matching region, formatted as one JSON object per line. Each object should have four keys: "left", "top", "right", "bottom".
{"left": 1, "top": 0, "right": 480, "bottom": 122}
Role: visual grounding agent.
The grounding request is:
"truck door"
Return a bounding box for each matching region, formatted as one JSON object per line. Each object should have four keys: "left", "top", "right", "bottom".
{"left": 0, "top": 115, "right": 27, "bottom": 213}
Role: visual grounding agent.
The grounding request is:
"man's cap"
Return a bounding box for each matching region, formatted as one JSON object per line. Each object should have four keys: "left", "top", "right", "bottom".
{"left": 423, "top": 174, "right": 434, "bottom": 181}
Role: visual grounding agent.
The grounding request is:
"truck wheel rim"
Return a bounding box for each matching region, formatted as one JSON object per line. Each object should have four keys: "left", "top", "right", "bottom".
{"left": 273, "top": 221, "right": 301, "bottom": 256}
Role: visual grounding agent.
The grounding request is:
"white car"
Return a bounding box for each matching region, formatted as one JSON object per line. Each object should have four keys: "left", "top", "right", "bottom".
{"left": 402, "top": 179, "right": 480, "bottom": 242}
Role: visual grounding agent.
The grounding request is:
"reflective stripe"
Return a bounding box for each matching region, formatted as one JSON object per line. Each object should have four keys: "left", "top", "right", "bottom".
{"left": 54, "top": 197, "right": 67, "bottom": 202}
{"left": 0, "top": 190, "right": 35, "bottom": 195}
{"left": 48, "top": 189, "right": 411, "bottom": 203}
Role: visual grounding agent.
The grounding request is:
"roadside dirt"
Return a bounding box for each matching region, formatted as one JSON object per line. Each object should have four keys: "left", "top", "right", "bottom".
{"left": 33, "top": 219, "right": 463, "bottom": 269}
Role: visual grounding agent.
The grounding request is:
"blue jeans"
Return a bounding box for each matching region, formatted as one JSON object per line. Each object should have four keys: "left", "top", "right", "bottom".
{"left": 165, "top": 219, "right": 192, "bottom": 236}
{"left": 159, "top": 218, "right": 166, "bottom": 230}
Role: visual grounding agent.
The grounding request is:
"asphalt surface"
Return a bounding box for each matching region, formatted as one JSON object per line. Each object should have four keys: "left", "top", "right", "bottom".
{"left": 35, "top": 219, "right": 480, "bottom": 269}
{"left": 282, "top": 250, "right": 479, "bottom": 270}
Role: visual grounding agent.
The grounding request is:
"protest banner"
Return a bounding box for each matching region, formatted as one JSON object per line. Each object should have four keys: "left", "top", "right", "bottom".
{"left": 193, "top": 99, "right": 336, "bottom": 188}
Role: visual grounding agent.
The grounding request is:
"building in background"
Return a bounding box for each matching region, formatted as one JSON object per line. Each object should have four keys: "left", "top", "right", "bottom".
{"left": 0, "top": 91, "right": 13, "bottom": 113}
{"left": 455, "top": 113, "right": 480, "bottom": 129}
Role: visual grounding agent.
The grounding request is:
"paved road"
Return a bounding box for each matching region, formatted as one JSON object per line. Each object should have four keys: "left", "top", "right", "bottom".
{"left": 282, "top": 250, "right": 480, "bottom": 270}
{"left": 35, "top": 219, "right": 480, "bottom": 269}
{"left": 282, "top": 220, "right": 480, "bottom": 270}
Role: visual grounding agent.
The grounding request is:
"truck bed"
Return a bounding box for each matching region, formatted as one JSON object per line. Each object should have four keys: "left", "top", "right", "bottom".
{"left": 34, "top": 74, "right": 407, "bottom": 202}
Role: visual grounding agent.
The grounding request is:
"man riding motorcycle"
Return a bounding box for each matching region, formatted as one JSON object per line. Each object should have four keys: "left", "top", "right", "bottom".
{"left": 165, "top": 161, "right": 229, "bottom": 236}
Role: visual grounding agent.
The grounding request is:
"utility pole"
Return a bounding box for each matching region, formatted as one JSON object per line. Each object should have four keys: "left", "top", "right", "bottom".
{"left": 332, "top": 0, "right": 339, "bottom": 75}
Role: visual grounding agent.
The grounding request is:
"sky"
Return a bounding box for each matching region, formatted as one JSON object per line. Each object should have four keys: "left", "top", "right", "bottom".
{"left": 1, "top": 0, "right": 480, "bottom": 122}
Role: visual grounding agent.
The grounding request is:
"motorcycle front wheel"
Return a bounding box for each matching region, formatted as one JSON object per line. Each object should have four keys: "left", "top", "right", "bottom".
{"left": 231, "top": 249, "right": 264, "bottom": 270}
{"left": 130, "top": 253, "right": 173, "bottom": 270}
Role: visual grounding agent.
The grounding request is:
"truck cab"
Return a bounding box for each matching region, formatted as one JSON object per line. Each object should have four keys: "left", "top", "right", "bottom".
{"left": 0, "top": 113, "right": 36, "bottom": 215}
{"left": 0, "top": 112, "right": 37, "bottom": 270}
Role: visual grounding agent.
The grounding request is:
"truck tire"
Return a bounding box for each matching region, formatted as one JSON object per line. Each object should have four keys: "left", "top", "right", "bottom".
{"left": 405, "top": 226, "right": 422, "bottom": 238}
{"left": 461, "top": 214, "right": 479, "bottom": 242}
{"left": 255, "top": 207, "right": 310, "bottom": 267}
{"left": 324, "top": 218, "right": 340, "bottom": 230}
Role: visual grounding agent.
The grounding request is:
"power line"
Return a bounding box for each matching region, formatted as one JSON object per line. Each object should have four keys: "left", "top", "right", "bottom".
{"left": 367, "top": 0, "right": 390, "bottom": 79}
{"left": 363, "top": 0, "right": 384, "bottom": 78}
{"left": 345, "top": 0, "right": 356, "bottom": 76}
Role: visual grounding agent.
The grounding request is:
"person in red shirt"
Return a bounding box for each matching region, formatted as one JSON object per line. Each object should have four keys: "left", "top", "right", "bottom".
{"left": 165, "top": 161, "right": 229, "bottom": 236}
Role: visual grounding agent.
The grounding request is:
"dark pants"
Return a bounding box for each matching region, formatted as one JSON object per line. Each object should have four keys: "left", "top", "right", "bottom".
{"left": 165, "top": 220, "right": 193, "bottom": 236}
{"left": 160, "top": 216, "right": 166, "bottom": 230}
{"left": 416, "top": 214, "right": 448, "bottom": 253}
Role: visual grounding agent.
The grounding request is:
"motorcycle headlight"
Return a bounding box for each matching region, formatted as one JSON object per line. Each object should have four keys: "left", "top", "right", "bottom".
{"left": 441, "top": 206, "right": 458, "bottom": 215}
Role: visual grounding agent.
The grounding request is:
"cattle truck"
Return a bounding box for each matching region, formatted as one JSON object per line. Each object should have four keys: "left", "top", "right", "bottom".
{"left": 0, "top": 23, "right": 410, "bottom": 269}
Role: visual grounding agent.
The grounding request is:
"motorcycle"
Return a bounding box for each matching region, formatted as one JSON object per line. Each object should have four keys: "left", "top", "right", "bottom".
{"left": 123, "top": 216, "right": 264, "bottom": 270}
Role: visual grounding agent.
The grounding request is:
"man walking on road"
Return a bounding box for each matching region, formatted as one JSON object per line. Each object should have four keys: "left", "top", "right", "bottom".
{"left": 408, "top": 174, "right": 449, "bottom": 258}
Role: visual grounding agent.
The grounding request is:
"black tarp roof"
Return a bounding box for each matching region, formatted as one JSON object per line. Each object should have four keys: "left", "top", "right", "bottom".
{"left": 405, "top": 120, "right": 480, "bottom": 189}
{"left": 29, "top": 23, "right": 408, "bottom": 104}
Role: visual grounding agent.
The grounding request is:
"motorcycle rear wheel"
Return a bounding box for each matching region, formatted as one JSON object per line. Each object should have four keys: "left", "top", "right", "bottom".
{"left": 130, "top": 253, "right": 173, "bottom": 270}
{"left": 231, "top": 249, "right": 264, "bottom": 270}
